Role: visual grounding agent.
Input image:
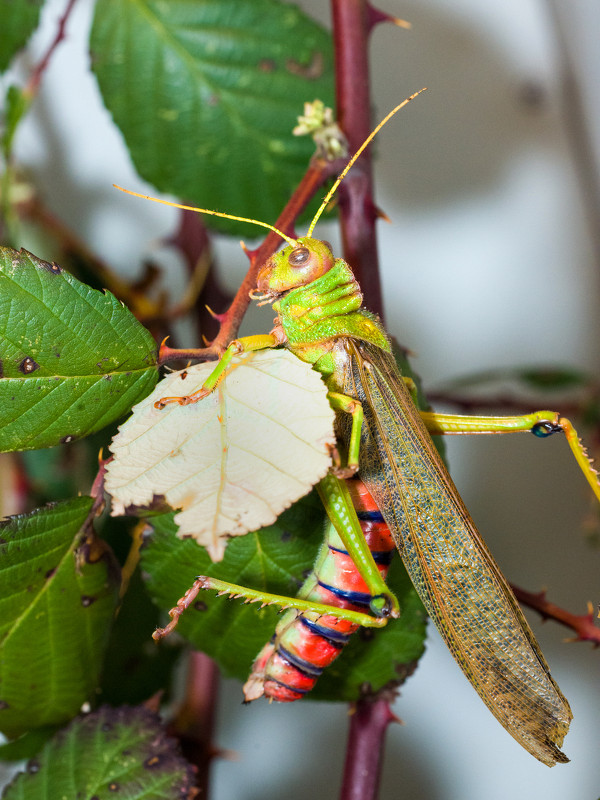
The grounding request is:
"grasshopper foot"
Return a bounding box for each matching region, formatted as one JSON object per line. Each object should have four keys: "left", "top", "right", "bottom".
{"left": 154, "top": 388, "right": 211, "bottom": 410}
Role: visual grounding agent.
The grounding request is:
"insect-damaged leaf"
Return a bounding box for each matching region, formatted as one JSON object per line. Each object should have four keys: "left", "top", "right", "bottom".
{"left": 0, "top": 498, "right": 120, "bottom": 739}
{"left": 106, "top": 349, "right": 336, "bottom": 560}
{"left": 90, "top": 0, "right": 334, "bottom": 236}
{"left": 2, "top": 705, "right": 195, "bottom": 799}
{"left": 0, "top": 247, "right": 158, "bottom": 452}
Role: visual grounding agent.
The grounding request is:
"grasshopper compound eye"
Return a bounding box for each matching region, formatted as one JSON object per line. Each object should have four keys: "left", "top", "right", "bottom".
{"left": 288, "top": 246, "right": 311, "bottom": 266}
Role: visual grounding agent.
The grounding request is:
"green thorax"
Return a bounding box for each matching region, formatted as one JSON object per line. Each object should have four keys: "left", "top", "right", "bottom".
{"left": 273, "top": 259, "right": 390, "bottom": 374}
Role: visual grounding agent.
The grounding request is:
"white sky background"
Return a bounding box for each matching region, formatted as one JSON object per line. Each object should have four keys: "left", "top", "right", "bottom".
{"left": 3, "top": 0, "right": 600, "bottom": 798}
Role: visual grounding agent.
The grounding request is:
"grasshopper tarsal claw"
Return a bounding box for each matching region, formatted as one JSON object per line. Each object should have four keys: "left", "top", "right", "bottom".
{"left": 154, "top": 387, "right": 211, "bottom": 409}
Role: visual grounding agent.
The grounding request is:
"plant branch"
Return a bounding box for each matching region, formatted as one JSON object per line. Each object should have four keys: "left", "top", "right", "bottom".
{"left": 24, "top": 0, "right": 80, "bottom": 98}
{"left": 331, "top": 0, "right": 390, "bottom": 318}
{"left": 425, "top": 389, "right": 598, "bottom": 420}
{"left": 331, "top": 3, "right": 406, "bottom": 799}
{"left": 340, "top": 698, "right": 398, "bottom": 800}
{"left": 170, "top": 651, "right": 221, "bottom": 797}
{"left": 158, "top": 158, "right": 340, "bottom": 365}
{"left": 512, "top": 584, "right": 600, "bottom": 644}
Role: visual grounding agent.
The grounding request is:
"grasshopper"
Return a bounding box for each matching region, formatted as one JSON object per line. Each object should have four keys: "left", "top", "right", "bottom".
{"left": 118, "top": 97, "right": 600, "bottom": 766}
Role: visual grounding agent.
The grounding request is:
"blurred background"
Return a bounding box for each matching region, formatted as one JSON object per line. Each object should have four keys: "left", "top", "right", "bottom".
{"left": 2, "top": 0, "right": 599, "bottom": 797}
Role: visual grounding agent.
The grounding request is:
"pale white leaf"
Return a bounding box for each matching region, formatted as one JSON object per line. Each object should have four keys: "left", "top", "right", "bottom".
{"left": 105, "top": 349, "right": 335, "bottom": 560}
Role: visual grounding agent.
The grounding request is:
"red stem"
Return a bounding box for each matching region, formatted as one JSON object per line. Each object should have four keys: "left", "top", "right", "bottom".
{"left": 511, "top": 584, "right": 600, "bottom": 645}
{"left": 331, "top": 0, "right": 383, "bottom": 318}
{"left": 331, "top": 3, "right": 397, "bottom": 799}
{"left": 340, "top": 698, "right": 398, "bottom": 800}
{"left": 158, "top": 159, "right": 340, "bottom": 365}
{"left": 25, "top": 0, "right": 79, "bottom": 97}
{"left": 170, "top": 651, "right": 221, "bottom": 795}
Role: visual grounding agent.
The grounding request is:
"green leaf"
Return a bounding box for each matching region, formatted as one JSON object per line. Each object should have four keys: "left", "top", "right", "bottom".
{"left": 142, "top": 497, "right": 325, "bottom": 680}
{"left": 2, "top": 705, "right": 195, "bottom": 799}
{"left": 142, "top": 495, "right": 427, "bottom": 703}
{"left": 0, "top": 727, "right": 57, "bottom": 763}
{"left": 0, "top": 0, "right": 44, "bottom": 73}
{"left": 0, "top": 498, "right": 120, "bottom": 738}
{"left": 90, "top": 0, "right": 334, "bottom": 235}
{"left": 99, "top": 568, "right": 182, "bottom": 707}
{"left": 1, "top": 85, "right": 31, "bottom": 159}
{"left": 0, "top": 247, "right": 158, "bottom": 452}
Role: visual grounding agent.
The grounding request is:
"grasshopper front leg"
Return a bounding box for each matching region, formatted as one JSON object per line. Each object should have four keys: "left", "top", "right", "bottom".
{"left": 154, "top": 333, "right": 282, "bottom": 408}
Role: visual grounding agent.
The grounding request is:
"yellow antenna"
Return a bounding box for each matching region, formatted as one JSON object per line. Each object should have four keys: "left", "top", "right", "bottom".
{"left": 113, "top": 185, "right": 298, "bottom": 247}
{"left": 306, "top": 88, "right": 427, "bottom": 236}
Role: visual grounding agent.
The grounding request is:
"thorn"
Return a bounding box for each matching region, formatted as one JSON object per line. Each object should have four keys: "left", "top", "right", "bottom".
{"left": 240, "top": 241, "right": 254, "bottom": 261}
{"left": 375, "top": 206, "right": 392, "bottom": 224}
{"left": 587, "top": 600, "right": 594, "bottom": 616}
{"left": 205, "top": 304, "right": 226, "bottom": 322}
{"left": 367, "top": 3, "right": 411, "bottom": 30}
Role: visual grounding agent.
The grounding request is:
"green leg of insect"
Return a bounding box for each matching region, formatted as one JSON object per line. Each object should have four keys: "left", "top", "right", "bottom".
{"left": 154, "top": 333, "right": 281, "bottom": 409}
{"left": 153, "top": 472, "right": 395, "bottom": 642}
{"left": 418, "top": 410, "right": 600, "bottom": 502}
{"left": 317, "top": 472, "right": 399, "bottom": 617}
{"left": 327, "top": 391, "right": 363, "bottom": 474}
{"left": 153, "top": 572, "right": 388, "bottom": 641}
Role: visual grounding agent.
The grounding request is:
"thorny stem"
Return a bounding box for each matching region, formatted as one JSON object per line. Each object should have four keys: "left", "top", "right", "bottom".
{"left": 170, "top": 651, "right": 221, "bottom": 796}
{"left": 340, "top": 698, "right": 398, "bottom": 800}
{"left": 425, "top": 391, "right": 592, "bottom": 417}
{"left": 331, "top": 3, "right": 400, "bottom": 799}
{"left": 24, "top": 0, "right": 80, "bottom": 99}
{"left": 331, "top": 0, "right": 386, "bottom": 319}
{"left": 511, "top": 585, "right": 600, "bottom": 645}
{"left": 1, "top": 0, "right": 79, "bottom": 234}
{"left": 158, "top": 158, "right": 340, "bottom": 365}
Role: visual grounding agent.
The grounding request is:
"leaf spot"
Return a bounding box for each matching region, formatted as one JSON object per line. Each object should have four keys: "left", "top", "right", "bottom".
{"left": 81, "top": 595, "right": 97, "bottom": 607}
{"left": 61, "top": 435, "right": 75, "bottom": 444}
{"left": 286, "top": 51, "right": 324, "bottom": 80}
{"left": 19, "top": 356, "right": 40, "bottom": 374}
{"left": 39, "top": 260, "right": 62, "bottom": 274}
{"left": 259, "top": 59, "right": 276, "bottom": 73}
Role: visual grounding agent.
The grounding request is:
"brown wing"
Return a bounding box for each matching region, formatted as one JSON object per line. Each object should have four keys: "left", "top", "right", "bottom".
{"left": 331, "top": 338, "right": 571, "bottom": 766}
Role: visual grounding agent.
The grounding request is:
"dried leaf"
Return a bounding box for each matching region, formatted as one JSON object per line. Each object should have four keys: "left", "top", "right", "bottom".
{"left": 106, "top": 349, "right": 335, "bottom": 559}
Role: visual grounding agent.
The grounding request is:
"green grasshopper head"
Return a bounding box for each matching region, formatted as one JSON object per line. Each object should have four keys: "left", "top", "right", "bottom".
{"left": 255, "top": 237, "right": 335, "bottom": 299}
